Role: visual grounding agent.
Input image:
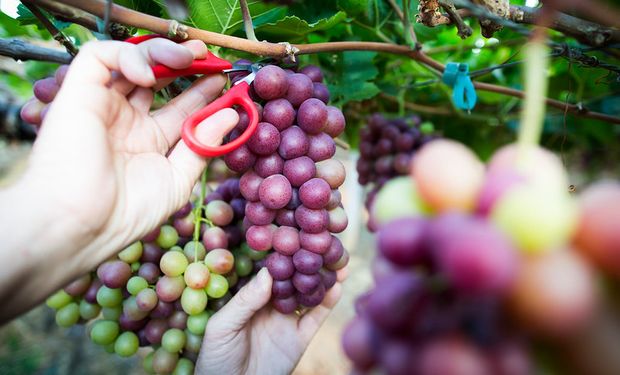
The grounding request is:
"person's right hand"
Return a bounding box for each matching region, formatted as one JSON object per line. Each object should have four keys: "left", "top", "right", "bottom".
{"left": 197, "top": 267, "right": 348, "bottom": 375}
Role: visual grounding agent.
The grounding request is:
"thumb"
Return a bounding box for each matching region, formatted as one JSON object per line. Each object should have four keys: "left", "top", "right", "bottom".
{"left": 208, "top": 268, "right": 272, "bottom": 332}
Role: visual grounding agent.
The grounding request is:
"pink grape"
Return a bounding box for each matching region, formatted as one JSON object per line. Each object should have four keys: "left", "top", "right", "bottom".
{"left": 275, "top": 209, "right": 297, "bottom": 227}
{"left": 377, "top": 217, "right": 427, "bottom": 266}
{"left": 297, "top": 98, "right": 327, "bottom": 134}
{"left": 292, "top": 272, "right": 322, "bottom": 294}
{"left": 259, "top": 174, "right": 292, "bottom": 210}
{"left": 299, "top": 178, "right": 331, "bottom": 209}
{"left": 323, "top": 106, "right": 346, "bottom": 138}
{"left": 299, "top": 230, "right": 332, "bottom": 255}
{"left": 316, "top": 159, "right": 346, "bottom": 188}
{"left": 266, "top": 252, "right": 295, "bottom": 280}
{"left": 312, "top": 82, "right": 330, "bottom": 104}
{"left": 300, "top": 65, "right": 323, "bottom": 82}
{"left": 278, "top": 126, "right": 309, "bottom": 160}
{"left": 272, "top": 226, "right": 300, "bottom": 256}
{"left": 33, "top": 77, "right": 59, "bottom": 103}
{"left": 307, "top": 133, "right": 336, "bottom": 162}
{"left": 283, "top": 156, "right": 316, "bottom": 187}
{"left": 202, "top": 227, "right": 228, "bottom": 251}
{"left": 286, "top": 73, "right": 314, "bottom": 107}
{"left": 327, "top": 206, "right": 348, "bottom": 233}
{"left": 263, "top": 98, "right": 295, "bottom": 131}
{"left": 295, "top": 206, "right": 329, "bottom": 233}
{"left": 253, "top": 65, "right": 288, "bottom": 100}
{"left": 254, "top": 153, "right": 284, "bottom": 178}
{"left": 247, "top": 122, "right": 280, "bottom": 155}
{"left": 224, "top": 144, "right": 256, "bottom": 173}
{"left": 239, "top": 170, "right": 263, "bottom": 202}
{"left": 323, "top": 236, "right": 345, "bottom": 265}
{"left": 246, "top": 201, "right": 277, "bottom": 225}
{"left": 273, "top": 296, "right": 298, "bottom": 314}
{"left": 204, "top": 249, "right": 235, "bottom": 275}
{"left": 293, "top": 249, "right": 324, "bottom": 274}
{"left": 297, "top": 283, "right": 326, "bottom": 307}
{"left": 246, "top": 225, "right": 273, "bottom": 251}
{"left": 272, "top": 279, "right": 295, "bottom": 298}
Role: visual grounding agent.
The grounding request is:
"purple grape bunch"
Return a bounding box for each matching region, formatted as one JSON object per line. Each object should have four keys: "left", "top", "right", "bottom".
{"left": 224, "top": 63, "right": 349, "bottom": 313}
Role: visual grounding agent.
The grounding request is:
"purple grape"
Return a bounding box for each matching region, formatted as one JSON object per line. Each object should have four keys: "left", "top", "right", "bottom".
{"left": 359, "top": 142, "right": 373, "bottom": 159}
{"left": 286, "top": 188, "right": 301, "bottom": 210}
{"left": 293, "top": 249, "right": 324, "bottom": 274}
{"left": 297, "top": 282, "right": 326, "bottom": 307}
{"left": 141, "top": 243, "right": 164, "bottom": 263}
{"left": 393, "top": 153, "right": 411, "bottom": 174}
{"left": 168, "top": 310, "right": 188, "bottom": 330}
{"left": 367, "top": 272, "right": 422, "bottom": 331}
{"left": 273, "top": 296, "right": 297, "bottom": 314}
{"left": 150, "top": 300, "right": 174, "bottom": 319}
{"left": 266, "top": 252, "right": 295, "bottom": 280}
{"left": 204, "top": 191, "right": 223, "bottom": 204}
{"left": 144, "top": 319, "right": 168, "bottom": 345}
{"left": 254, "top": 153, "right": 284, "bottom": 178}
{"left": 246, "top": 225, "right": 273, "bottom": 251}
{"left": 143, "top": 227, "right": 160, "bottom": 243}
{"left": 173, "top": 202, "right": 192, "bottom": 219}
{"left": 263, "top": 98, "right": 295, "bottom": 131}
{"left": 224, "top": 225, "right": 243, "bottom": 248}
{"left": 292, "top": 272, "right": 322, "bottom": 294}
{"left": 327, "top": 189, "right": 341, "bottom": 210}
{"left": 323, "top": 236, "right": 344, "bottom": 265}
{"left": 375, "top": 138, "right": 393, "bottom": 156}
{"left": 313, "top": 82, "right": 330, "bottom": 104}
{"left": 283, "top": 156, "right": 316, "bottom": 187}
{"left": 278, "top": 126, "right": 309, "bottom": 160}
{"left": 272, "top": 279, "right": 295, "bottom": 299}
{"left": 299, "top": 178, "right": 331, "bottom": 209}
{"left": 382, "top": 125, "right": 400, "bottom": 141}
{"left": 395, "top": 132, "right": 416, "bottom": 151}
{"left": 245, "top": 201, "right": 276, "bottom": 225}
{"left": 307, "top": 133, "right": 336, "bottom": 162}
{"left": 239, "top": 170, "right": 263, "bottom": 202}
{"left": 230, "top": 198, "right": 246, "bottom": 220}
{"left": 275, "top": 209, "right": 297, "bottom": 227}
{"left": 247, "top": 122, "right": 280, "bottom": 155}
{"left": 258, "top": 174, "right": 292, "bottom": 210}
{"left": 295, "top": 206, "right": 328, "bottom": 233}
{"left": 297, "top": 98, "right": 327, "bottom": 134}
{"left": 84, "top": 279, "right": 102, "bottom": 304}
{"left": 173, "top": 212, "right": 195, "bottom": 238}
{"left": 323, "top": 106, "right": 345, "bottom": 138}
{"left": 379, "top": 340, "right": 416, "bottom": 375}
{"left": 377, "top": 217, "right": 428, "bottom": 266}
{"left": 300, "top": 65, "right": 323, "bottom": 82}
{"left": 155, "top": 276, "right": 185, "bottom": 303}
{"left": 99, "top": 261, "right": 132, "bottom": 289}
{"left": 374, "top": 156, "right": 394, "bottom": 175}
{"left": 299, "top": 230, "right": 333, "bottom": 254}
{"left": 119, "top": 314, "right": 148, "bottom": 331}
{"left": 202, "top": 226, "right": 228, "bottom": 250}
{"left": 253, "top": 65, "right": 288, "bottom": 100}
{"left": 319, "top": 268, "right": 337, "bottom": 289}
{"left": 286, "top": 73, "right": 314, "bottom": 107}
{"left": 33, "top": 77, "right": 59, "bottom": 103}
{"left": 138, "top": 263, "right": 160, "bottom": 284}
{"left": 342, "top": 316, "right": 377, "bottom": 370}
{"left": 272, "top": 226, "right": 300, "bottom": 256}
{"left": 326, "top": 249, "right": 349, "bottom": 271}
{"left": 224, "top": 144, "right": 256, "bottom": 173}
{"left": 64, "top": 274, "right": 91, "bottom": 297}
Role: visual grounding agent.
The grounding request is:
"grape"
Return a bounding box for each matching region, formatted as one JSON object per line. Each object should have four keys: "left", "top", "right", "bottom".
{"left": 84, "top": 279, "right": 102, "bottom": 303}
{"left": 138, "top": 263, "right": 161, "bottom": 284}
{"left": 20, "top": 99, "right": 45, "bottom": 125}
{"left": 342, "top": 316, "right": 377, "bottom": 370}
{"left": 159, "top": 251, "right": 188, "bottom": 277}
{"left": 371, "top": 177, "right": 427, "bottom": 228}
{"left": 187, "top": 311, "right": 209, "bottom": 335}
{"left": 307, "top": 133, "right": 336, "bottom": 162}
{"left": 263, "top": 98, "right": 295, "bottom": 131}
{"left": 143, "top": 227, "right": 161, "bottom": 243}
{"left": 174, "top": 357, "right": 195, "bottom": 375}
{"left": 253, "top": 65, "right": 288, "bottom": 100}
{"left": 266, "top": 252, "right": 295, "bottom": 280}
{"left": 33, "top": 77, "right": 59, "bottom": 103}
{"left": 323, "top": 236, "right": 345, "bottom": 265}
{"left": 235, "top": 254, "right": 253, "bottom": 277}
{"left": 326, "top": 249, "right": 349, "bottom": 271}
{"left": 55, "top": 64, "right": 69, "bottom": 84}
{"left": 279, "top": 126, "right": 309, "bottom": 160}
{"left": 366, "top": 272, "right": 422, "bottom": 331}
{"left": 246, "top": 201, "right": 277, "bottom": 226}
{"left": 300, "top": 65, "right": 323, "bottom": 82}
{"left": 272, "top": 279, "right": 295, "bottom": 298}
{"left": 417, "top": 336, "right": 491, "bottom": 375}
{"left": 79, "top": 300, "right": 101, "bottom": 320}
{"left": 206, "top": 274, "right": 229, "bottom": 298}
{"left": 313, "top": 82, "right": 330, "bottom": 104}
{"left": 123, "top": 296, "right": 149, "bottom": 321}
{"left": 375, "top": 138, "right": 393, "bottom": 156}
{"left": 319, "top": 268, "right": 337, "bottom": 289}
{"left": 152, "top": 347, "right": 179, "bottom": 374}
{"left": 204, "top": 248, "right": 234, "bottom": 275}
{"left": 141, "top": 243, "right": 164, "bottom": 263}
{"left": 327, "top": 206, "right": 348, "bottom": 233}
{"left": 259, "top": 174, "right": 292, "bottom": 210}
{"left": 254, "top": 153, "right": 284, "bottom": 178}
{"left": 240, "top": 243, "right": 269, "bottom": 261}
{"left": 393, "top": 153, "right": 411, "bottom": 174}
{"left": 286, "top": 188, "right": 301, "bottom": 210}
{"left": 55, "top": 302, "right": 80, "bottom": 327}
{"left": 184, "top": 263, "right": 210, "bottom": 289}
{"left": 157, "top": 225, "right": 180, "bottom": 249}
{"left": 246, "top": 225, "right": 273, "bottom": 251}
{"left": 119, "top": 314, "right": 148, "bottom": 331}
{"left": 145, "top": 319, "right": 169, "bottom": 344}
{"left": 230, "top": 198, "right": 246, "bottom": 220}
{"left": 283, "top": 156, "right": 316, "bottom": 187}
{"left": 293, "top": 249, "right": 324, "bottom": 274}
{"left": 327, "top": 189, "right": 342, "bottom": 210}
{"left": 299, "top": 230, "right": 332, "bottom": 254}
{"left": 295, "top": 206, "right": 329, "bottom": 233}
{"left": 299, "top": 178, "right": 331, "bottom": 209}
{"left": 156, "top": 276, "right": 186, "bottom": 302}
{"left": 181, "top": 287, "right": 208, "bottom": 315}
{"left": 240, "top": 170, "right": 263, "bottom": 202}
{"left": 184, "top": 331, "right": 203, "bottom": 353}
{"left": 115, "top": 331, "right": 139, "bottom": 357}
{"left": 162, "top": 328, "right": 186, "bottom": 353}
{"left": 143, "top": 351, "right": 155, "bottom": 373}
{"left": 173, "top": 213, "right": 195, "bottom": 239}
{"left": 224, "top": 144, "right": 256, "bottom": 173}
{"left": 102, "top": 306, "right": 122, "bottom": 320}
{"left": 151, "top": 300, "right": 174, "bottom": 319}
{"left": 272, "top": 226, "right": 300, "bottom": 256}
{"left": 202, "top": 227, "right": 228, "bottom": 251}
{"left": 377, "top": 217, "right": 427, "bottom": 266}
{"left": 247, "top": 122, "right": 281, "bottom": 155}
{"left": 99, "top": 260, "right": 132, "bottom": 289}
{"left": 315, "top": 159, "right": 345, "bottom": 189}
{"left": 118, "top": 241, "right": 143, "bottom": 264}
{"left": 275, "top": 209, "right": 297, "bottom": 227}
{"left": 298, "top": 283, "right": 326, "bottom": 307}
{"left": 205, "top": 200, "right": 234, "bottom": 227}
{"left": 286, "top": 73, "right": 313, "bottom": 107}
{"left": 183, "top": 241, "right": 206, "bottom": 262}
{"left": 298, "top": 98, "right": 327, "bottom": 134}
{"left": 292, "top": 272, "right": 322, "bottom": 294}
{"left": 97, "top": 286, "right": 123, "bottom": 307}
{"left": 136, "top": 288, "right": 158, "bottom": 311}
{"left": 272, "top": 296, "right": 298, "bottom": 314}
{"left": 46, "top": 290, "right": 73, "bottom": 309}
{"left": 90, "top": 320, "right": 120, "bottom": 345}
{"left": 169, "top": 311, "right": 189, "bottom": 330}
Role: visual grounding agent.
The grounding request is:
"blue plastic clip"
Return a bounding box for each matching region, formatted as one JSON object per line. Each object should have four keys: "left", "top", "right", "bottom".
{"left": 442, "top": 62, "right": 477, "bottom": 112}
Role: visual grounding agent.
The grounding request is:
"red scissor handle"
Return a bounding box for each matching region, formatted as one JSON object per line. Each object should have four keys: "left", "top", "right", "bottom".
{"left": 125, "top": 34, "right": 257, "bottom": 157}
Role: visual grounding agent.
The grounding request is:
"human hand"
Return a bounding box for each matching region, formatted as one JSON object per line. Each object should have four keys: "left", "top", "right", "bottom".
{"left": 196, "top": 267, "right": 348, "bottom": 375}
{"left": 0, "top": 38, "right": 239, "bottom": 320}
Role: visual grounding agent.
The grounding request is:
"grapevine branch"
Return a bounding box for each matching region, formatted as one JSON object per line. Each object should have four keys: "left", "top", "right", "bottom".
{"left": 22, "top": 1, "right": 78, "bottom": 56}
{"left": 24, "top": 0, "right": 620, "bottom": 125}
{"left": 0, "top": 38, "right": 72, "bottom": 64}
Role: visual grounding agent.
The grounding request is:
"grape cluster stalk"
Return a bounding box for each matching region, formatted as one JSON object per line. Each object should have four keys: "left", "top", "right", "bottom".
{"left": 225, "top": 63, "right": 349, "bottom": 313}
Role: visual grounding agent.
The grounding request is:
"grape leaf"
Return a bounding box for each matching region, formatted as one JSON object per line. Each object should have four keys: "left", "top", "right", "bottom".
{"left": 255, "top": 11, "right": 347, "bottom": 41}
{"left": 0, "top": 11, "right": 31, "bottom": 37}
{"left": 186, "top": 0, "right": 277, "bottom": 35}
{"left": 16, "top": 4, "right": 71, "bottom": 31}
{"left": 328, "top": 51, "right": 380, "bottom": 105}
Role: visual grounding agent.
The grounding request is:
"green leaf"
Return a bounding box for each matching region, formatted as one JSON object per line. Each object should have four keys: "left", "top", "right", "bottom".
{"left": 255, "top": 11, "right": 347, "bottom": 41}
{"left": 116, "top": 0, "right": 165, "bottom": 17}
{"left": 187, "top": 0, "right": 277, "bottom": 35}
{"left": 16, "top": 4, "right": 71, "bottom": 31}
{"left": 328, "top": 51, "right": 380, "bottom": 105}
{"left": 0, "top": 11, "right": 30, "bottom": 37}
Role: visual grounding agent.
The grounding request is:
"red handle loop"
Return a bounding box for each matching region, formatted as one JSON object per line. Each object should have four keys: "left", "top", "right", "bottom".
{"left": 182, "top": 81, "right": 258, "bottom": 157}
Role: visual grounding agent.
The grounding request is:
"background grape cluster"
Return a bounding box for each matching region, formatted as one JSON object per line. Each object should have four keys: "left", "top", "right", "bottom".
{"left": 225, "top": 63, "right": 349, "bottom": 313}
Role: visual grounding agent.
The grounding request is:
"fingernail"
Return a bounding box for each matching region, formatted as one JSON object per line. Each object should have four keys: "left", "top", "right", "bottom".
{"left": 143, "top": 64, "right": 155, "bottom": 85}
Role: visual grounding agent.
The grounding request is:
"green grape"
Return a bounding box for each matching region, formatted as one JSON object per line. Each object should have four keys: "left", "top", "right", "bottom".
{"left": 118, "top": 241, "right": 143, "bottom": 263}
{"left": 160, "top": 251, "right": 189, "bottom": 277}
{"left": 114, "top": 331, "right": 139, "bottom": 357}
{"left": 104, "top": 343, "right": 115, "bottom": 353}
{"left": 157, "top": 225, "right": 179, "bottom": 249}
{"left": 373, "top": 177, "right": 430, "bottom": 226}
{"left": 181, "top": 287, "right": 208, "bottom": 315}
{"left": 102, "top": 306, "right": 122, "bottom": 320}
{"left": 46, "top": 290, "right": 72, "bottom": 310}
{"left": 55, "top": 302, "right": 80, "bottom": 327}
{"left": 184, "top": 330, "right": 202, "bottom": 352}
{"left": 79, "top": 300, "right": 101, "bottom": 320}
{"left": 172, "top": 357, "right": 195, "bottom": 375}
{"left": 184, "top": 241, "right": 206, "bottom": 262}
{"left": 152, "top": 347, "right": 178, "bottom": 374}
{"left": 240, "top": 243, "right": 268, "bottom": 261}
{"left": 130, "top": 262, "right": 141, "bottom": 272}
{"left": 143, "top": 351, "right": 155, "bottom": 374}
{"left": 225, "top": 272, "right": 238, "bottom": 288}
{"left": 235, "top": 254, "right": 253, "bottom": 277}
{"left": 96, "top": 286, "right": 123, "bottom": 307}
{"left": 162, "top": 328, "right": 186, "bottom": 353}
{"left": 187, "top": 311, "right": 209, "bottom": 335}
{"left": 90, "top": 320, "right": 119, "bottom": 345}
{"left": 127, "top": 276, "right": 149, "bottom": 295}
{"left": 170, "top": 245, "right": 183, "bottom": 253}
{"left": 205, "top": 274, "right": 228, "bottom": 299}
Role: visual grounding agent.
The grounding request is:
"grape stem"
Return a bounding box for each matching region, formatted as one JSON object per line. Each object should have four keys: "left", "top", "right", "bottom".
{"left": 239, "top": 0, "right": 258, "bottom": 42}
{"left": 191, "top": 168, "right": 208, "bottom": 262}
{"left": 25, "top": 0, "right": 620, "bottom": 125}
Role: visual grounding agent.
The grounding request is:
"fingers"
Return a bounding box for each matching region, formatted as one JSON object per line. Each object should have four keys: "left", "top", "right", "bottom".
{"left": 207, "top": 268, "right": 272, "bottom": 332}
{"left": 298, "top": 283, "right": 343, "bottom": 343}
{"left": 152, "top": 74, "right": 228, "bottom": 146}
{"left": 127, "top": 87, "right": 154, "bottom": 114}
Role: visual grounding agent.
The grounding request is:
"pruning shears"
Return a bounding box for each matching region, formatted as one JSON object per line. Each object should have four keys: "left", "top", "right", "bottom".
{"left": 126, "top": 34, "right": 260, "bottom": 157}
